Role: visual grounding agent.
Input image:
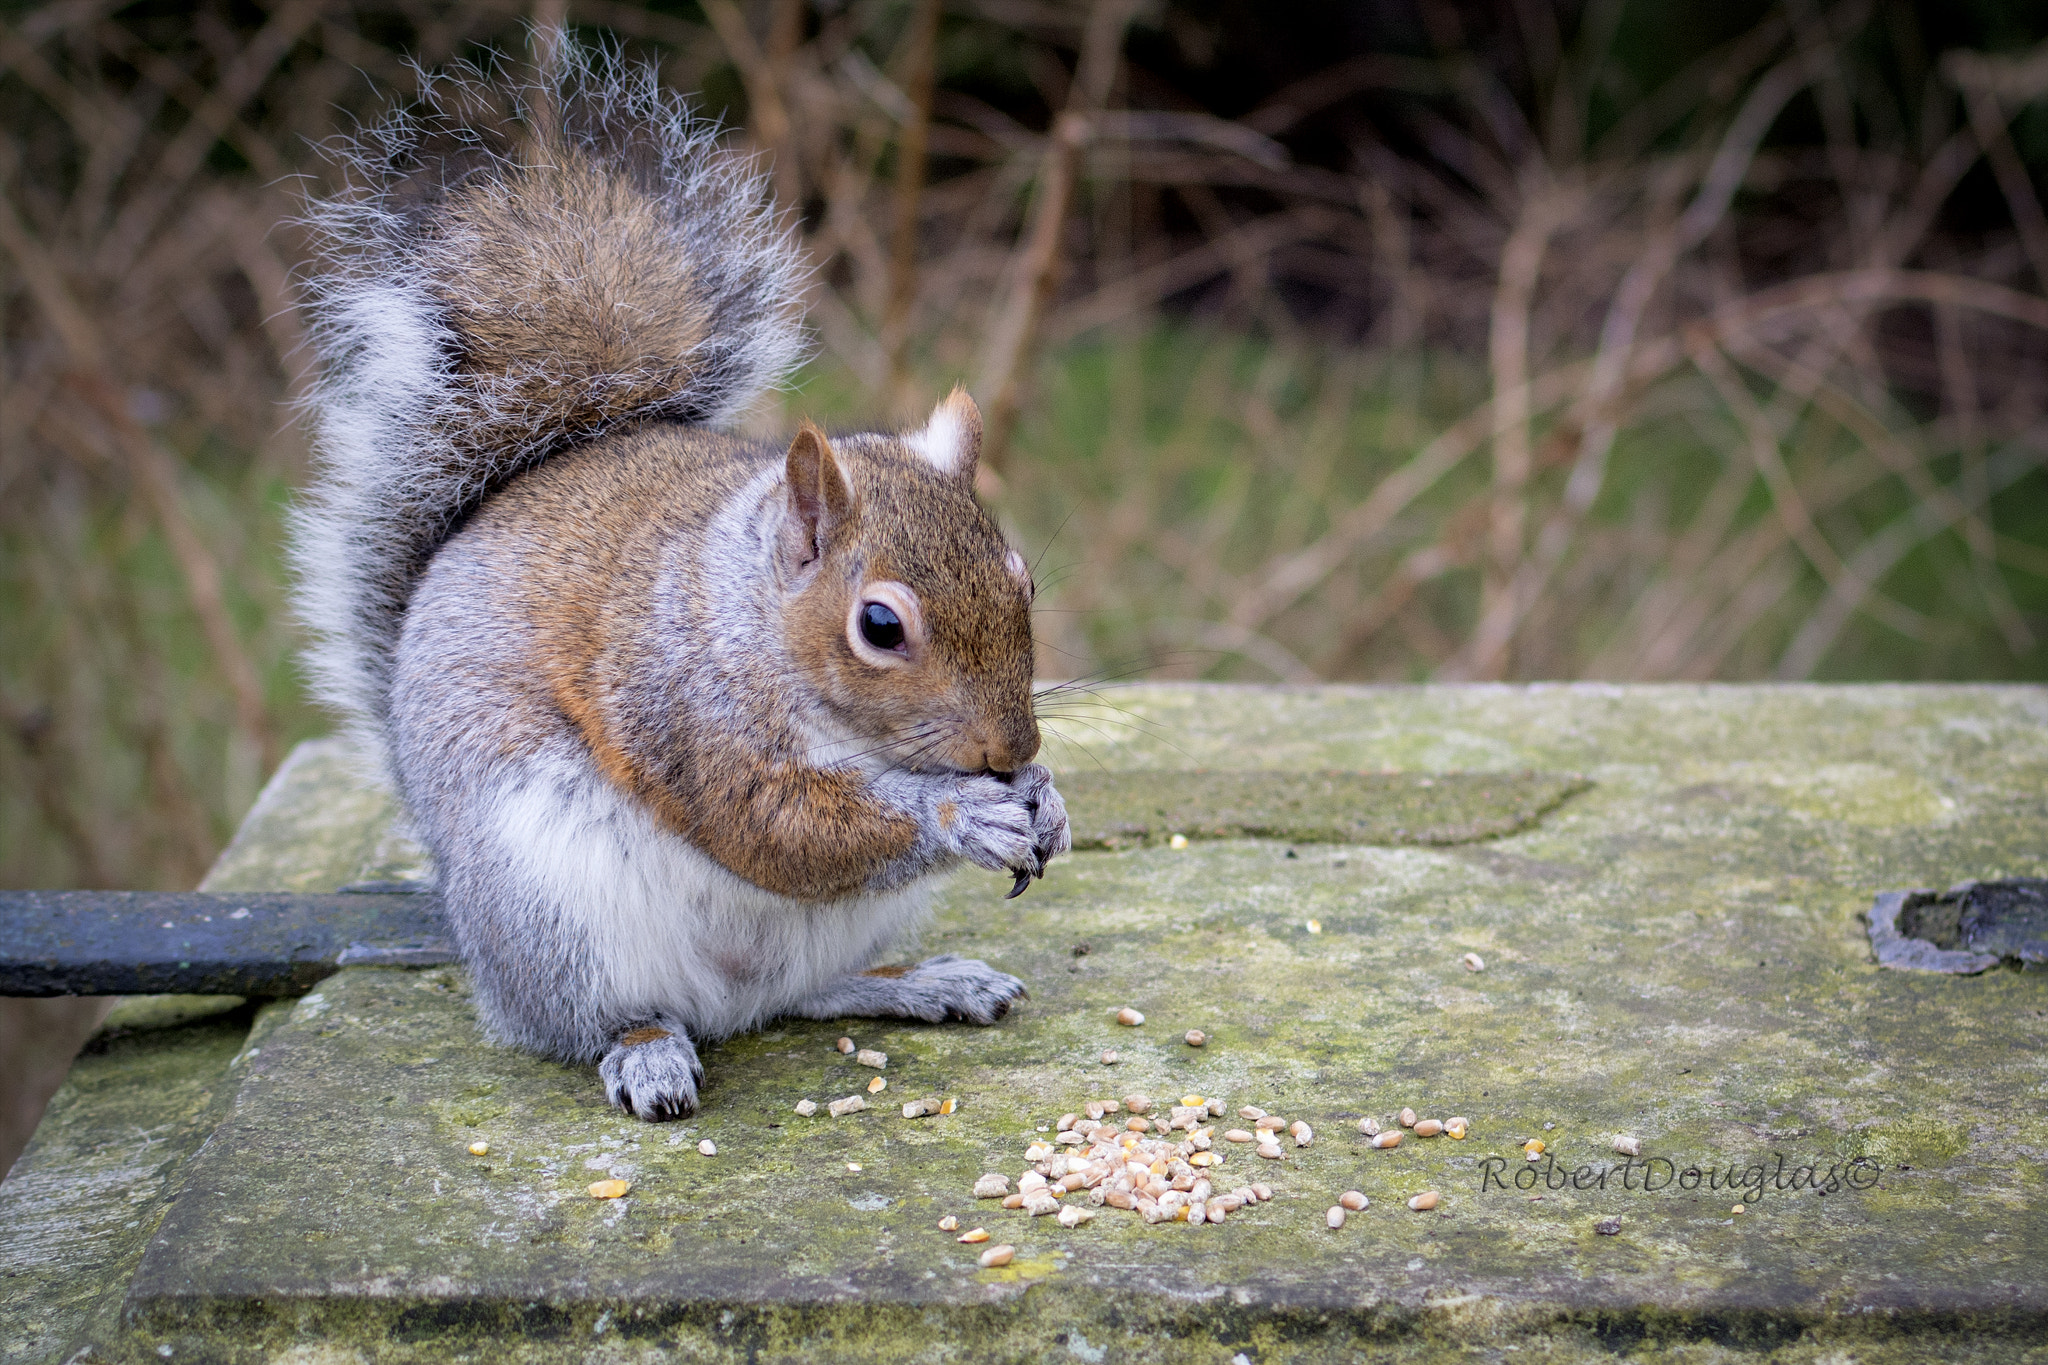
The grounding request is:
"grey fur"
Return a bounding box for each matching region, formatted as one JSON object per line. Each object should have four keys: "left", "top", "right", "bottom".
{"left": 290, "top": 37, "right": 808, "bottom": 776}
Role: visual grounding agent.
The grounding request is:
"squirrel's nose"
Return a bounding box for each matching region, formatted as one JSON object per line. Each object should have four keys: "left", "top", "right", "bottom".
{"left": 961, "top": 721, "right": 1037, "bottom": 775}
{"left": 986, "top": 716, "right": 1040, "bottom": 773}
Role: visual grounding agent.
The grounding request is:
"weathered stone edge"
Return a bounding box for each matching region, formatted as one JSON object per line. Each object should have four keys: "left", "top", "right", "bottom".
{"left": 1865, "top": 891, "right": 2001, "bottom": 974}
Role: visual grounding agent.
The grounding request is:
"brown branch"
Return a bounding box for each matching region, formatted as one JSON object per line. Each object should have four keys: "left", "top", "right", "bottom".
{"left": 1688, "top": 339, "right": 1929, "bottom": 640}
{"left": 1960, "top": 86, "right": 2048, "bottom": 292}
{"left": 1476, "top": 180, "right": 1570, "bottom": 679}
{"left": 1443, "top": 50, "right": 1816, "bottom": 679}
{"left": 881, "top": 0, "right": 943, "bottom": 413}
{"left": 700, "top": 0, "right": 802, "bottom": 208}
{"left": 96, "top": 0, "right": 324, "bottom": 275}
{"left": 1046, "top": 206, "right": 1335, "bottom": 342}
{"left": 975, "top": 0, "right": 1139, "bottom": 480}
{"left": 1776, "top": 441, "right": 2046, "bottom": 677}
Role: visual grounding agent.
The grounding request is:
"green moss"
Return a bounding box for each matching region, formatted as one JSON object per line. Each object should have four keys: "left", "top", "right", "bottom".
{"left": 95, "top": 994, "right": 248, "bottom": 1035}
{"left": 1853, "top": 1117, "right": 1971, "bottom": 1169}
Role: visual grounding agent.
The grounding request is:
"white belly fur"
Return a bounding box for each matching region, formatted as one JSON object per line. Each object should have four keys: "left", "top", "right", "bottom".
{"left": 487, "top": 751, "right": 937, "bottom": 1038}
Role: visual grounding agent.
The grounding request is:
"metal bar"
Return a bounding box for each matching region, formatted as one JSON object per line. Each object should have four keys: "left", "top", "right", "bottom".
{"left": 0, "top": 890, "right": 451, "bottom": 997}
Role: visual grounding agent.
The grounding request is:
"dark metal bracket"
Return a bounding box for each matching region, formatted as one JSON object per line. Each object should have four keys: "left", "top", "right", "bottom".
{"left": 0, "top": 888, "right": 451, "bottom": 997}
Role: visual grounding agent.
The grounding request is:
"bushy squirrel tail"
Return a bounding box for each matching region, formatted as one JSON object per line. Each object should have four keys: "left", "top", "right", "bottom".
{"left": 291, "top": 36, "right": 808, "bottom": 773}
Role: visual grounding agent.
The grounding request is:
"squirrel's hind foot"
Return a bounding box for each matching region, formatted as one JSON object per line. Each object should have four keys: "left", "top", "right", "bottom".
{"left": 910, "top": 954, "right": 1029, "bottom": 1024}
{"left": 793, "top": 954, "right": 1028, "bottom": 1027}
{"left": 600, "top": 1023, "right": 704, "bottom": 1121}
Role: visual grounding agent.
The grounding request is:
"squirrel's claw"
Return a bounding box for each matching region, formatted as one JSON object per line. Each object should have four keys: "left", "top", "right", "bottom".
{"left": 1006, "top": 868, "right": 1032, "bottom": 899}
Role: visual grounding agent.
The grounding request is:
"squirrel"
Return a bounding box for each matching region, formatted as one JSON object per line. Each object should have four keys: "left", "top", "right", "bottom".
{"left": 290, "top": 40, "right": 1070, "bottom": 1120}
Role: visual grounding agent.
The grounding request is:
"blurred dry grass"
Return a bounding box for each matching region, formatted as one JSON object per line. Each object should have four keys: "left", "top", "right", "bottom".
{"left": 3, "top": 0, "right": 2048, "bottom": 891}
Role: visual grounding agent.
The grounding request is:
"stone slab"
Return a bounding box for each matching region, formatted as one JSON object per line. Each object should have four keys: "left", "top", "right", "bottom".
{"left": 0, "top": 1002, "right": 291, "bottom": 1364}
{"left": 6, "top": 683, "right": 2048, "bottom": 1364}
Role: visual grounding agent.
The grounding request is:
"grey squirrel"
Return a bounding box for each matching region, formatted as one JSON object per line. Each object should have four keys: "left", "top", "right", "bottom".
{"left": 291, "top": 40, "right": 1070, "bottom": 1120}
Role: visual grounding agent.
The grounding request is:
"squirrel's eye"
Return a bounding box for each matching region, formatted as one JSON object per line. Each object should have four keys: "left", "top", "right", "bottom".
{"left": 859, "top": 601, "right": 906, "bottom": 653}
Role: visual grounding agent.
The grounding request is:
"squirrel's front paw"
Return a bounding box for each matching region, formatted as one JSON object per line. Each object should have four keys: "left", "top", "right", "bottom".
{"left": 946, "top": 772, "right": 1039, "bottom": 873}
{"left": 600, "top": 1024, "right": 703, "bottom": 1121}
{"left": 948, "top": 765, "right": 1071, "bottom": 890}
{"left": 1013, "top": 764, "right": 1071, "bottom": 872}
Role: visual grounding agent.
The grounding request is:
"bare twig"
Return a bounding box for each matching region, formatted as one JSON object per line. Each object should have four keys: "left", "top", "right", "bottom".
{"left": 976, "top": 0, "right": 1138, "bottom": 478}
{"left": 882, "top": 0, "right": 942, "bottom": 413}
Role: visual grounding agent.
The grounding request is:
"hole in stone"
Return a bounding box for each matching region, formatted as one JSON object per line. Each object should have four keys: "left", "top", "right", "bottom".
{"left": 1871, "top": 879, "right": 2048, "bottom": 974}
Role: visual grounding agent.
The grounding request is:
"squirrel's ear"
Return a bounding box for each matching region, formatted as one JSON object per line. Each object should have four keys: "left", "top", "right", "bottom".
{"left": 780, "top": 422, "right": 852, "bottom": 578}
{"left": 907, "top": 387, "right": 982, "bottom": 483}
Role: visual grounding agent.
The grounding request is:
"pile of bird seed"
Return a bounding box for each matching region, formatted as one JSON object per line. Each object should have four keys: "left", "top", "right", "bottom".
{"left": 964, "top": 1094, "right": 1302, "bottom": 1228}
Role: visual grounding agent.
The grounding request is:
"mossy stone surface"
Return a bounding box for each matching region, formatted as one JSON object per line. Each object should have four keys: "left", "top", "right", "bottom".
{"left": 0, "top": 1002, "right": 289, "bottom": 1364}
{"left": 6, "top": 684, "right": 2048, "bottom": 1364}
{"left": 1058, "top": 768, "right": 1590, "bottom": 846}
